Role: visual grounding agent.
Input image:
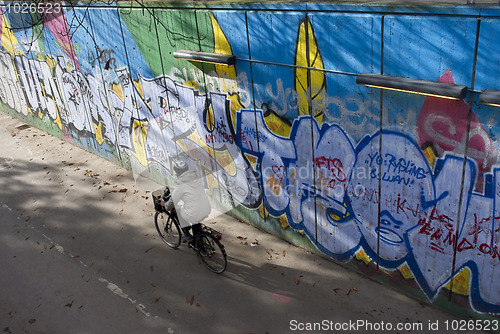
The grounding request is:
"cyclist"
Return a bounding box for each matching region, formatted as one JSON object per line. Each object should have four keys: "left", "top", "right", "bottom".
{"left": 162, "top": 160, "right": 211, "bottom": 243}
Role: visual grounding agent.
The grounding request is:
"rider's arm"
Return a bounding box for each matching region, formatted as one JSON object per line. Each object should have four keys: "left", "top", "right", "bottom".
{"left": 164, "top": 197, "right": 175, "bottom": 211}
{"left": 164, "top": 185, "right": 184, "bottom": 212}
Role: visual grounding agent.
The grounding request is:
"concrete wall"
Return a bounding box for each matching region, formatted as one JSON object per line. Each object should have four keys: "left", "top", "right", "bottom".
{"left": 1, "top": 1, "right": 500, "bottom": 319}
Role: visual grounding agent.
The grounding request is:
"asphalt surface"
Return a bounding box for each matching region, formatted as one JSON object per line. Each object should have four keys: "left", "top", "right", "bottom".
{"left": 0, "top": 110, "right": 482, "bottom": 334}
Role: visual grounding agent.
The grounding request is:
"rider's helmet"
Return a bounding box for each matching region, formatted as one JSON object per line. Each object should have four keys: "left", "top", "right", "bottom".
{"left": 173, "top": 160, "right": 189, "bottom": 177}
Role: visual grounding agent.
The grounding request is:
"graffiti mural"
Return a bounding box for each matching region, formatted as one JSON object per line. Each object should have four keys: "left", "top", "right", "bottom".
{"left": 1, "top": 2, "right": 500, "bottom": 317}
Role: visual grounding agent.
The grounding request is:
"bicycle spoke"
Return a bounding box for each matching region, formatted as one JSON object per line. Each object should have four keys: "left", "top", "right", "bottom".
{"left": 197, "top": 233, "right": 227, "bottom": 273}
{"left": 155, "top": 211, "right": 181, "bottom": 248}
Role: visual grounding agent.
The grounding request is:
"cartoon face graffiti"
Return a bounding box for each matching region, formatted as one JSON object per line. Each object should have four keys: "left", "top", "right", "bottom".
{"left": 350, "top": 131, "right": 435, "bottom": 262}
{"left": 378, "top": 210, "right": 405, "bottom": 246}
{"left": 417, "top": 71, "right": 495, "bottom": 175}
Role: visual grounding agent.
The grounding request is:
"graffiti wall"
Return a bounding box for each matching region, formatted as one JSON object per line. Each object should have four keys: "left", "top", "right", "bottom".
{"left": 1, "top": 0, "right": 500, "bottom": 317}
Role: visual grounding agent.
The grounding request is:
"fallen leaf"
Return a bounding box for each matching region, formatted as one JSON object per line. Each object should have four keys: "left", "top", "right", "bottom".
{"left": 28, "top": 319, "right": 36, "bottom": 324}
{"left": 65, "top": 300, "right": 74, "bottom": 308}
{"left": 237, "top": 236, "right": 247, "bottom": 240}
{"left": 333, "top": 288, "right": 339, "bottom": 293}
{"left": 150, "top": 266, "right": 154, "bottom": 272}
{"left": 295, "top": 279, "right": 300, "bottom": 285}
{"left": 154, "top": 297, "right": 161, "bottom": 303}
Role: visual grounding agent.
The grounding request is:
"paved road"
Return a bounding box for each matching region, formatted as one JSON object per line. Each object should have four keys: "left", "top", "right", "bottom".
{"left": 0, "top": 111, "right": 482, "bottom": 334}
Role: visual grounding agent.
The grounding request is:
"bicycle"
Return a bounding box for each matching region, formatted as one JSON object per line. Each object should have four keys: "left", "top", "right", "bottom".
{"left": 153, "top": 188, "right": 227, "bottom": 274}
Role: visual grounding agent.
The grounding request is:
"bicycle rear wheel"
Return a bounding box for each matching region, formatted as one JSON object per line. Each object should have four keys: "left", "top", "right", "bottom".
{"left": 155, "top": 211, "right": 181, "bottom": 248}
{"left": 196, "top": 233, "right": 227, "bottom": 274}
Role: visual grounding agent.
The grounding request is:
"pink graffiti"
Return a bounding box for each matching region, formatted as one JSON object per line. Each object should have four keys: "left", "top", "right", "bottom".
{"left": 43, "top": 8, "right": 81, "bottom": 71}
{"left": 314, "top": 156, "right": 347, "bottom": 182}
{"left": 272, "top": 165, "right": 285, "bottom": 180}
{"left": 272, "top": 291, "right": 291, "bottom": 303}
{"left": 417, "top": 70, "right": 494, "bottom": 174}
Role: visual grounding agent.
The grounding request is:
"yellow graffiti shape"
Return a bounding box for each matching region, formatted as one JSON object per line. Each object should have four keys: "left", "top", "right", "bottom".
{"left": 112, "top": 83, "right": 124, "bottom": 101}
{"left": 187, "top": 132, "right": 236, "bottom": 176}
{"left": 399, "top": 263, "right": 414, "bottom": 280}
{"left": 279, "top": 214, "right": 289, "bottom": 229}
{"left": 258, "top": 203, "right": 269, "bottom": 219}
{"left": 444, "top": 268, "right": 471, "bottom": 296}
{"left": 244, "top": 153, "right": 258, "bottom": 171}
{"left": 184, "top": 80, "right": 199, "bottom": 90}
{"left": 264, "top": 111, "right": 292, "bottom": 137}
{"left": 205, "top": 104, "right": 215, "bottom": 132}
{"left": 228, "top": 92, "right": 244, "bottom": 130}
{"left": 204, "top": 171, "right": 219, "bottom": 195}
{"left": 132, "top": 119, "right": 148, "bottom": 166}
{"left": 210, "top": 12, "right": 236, "bottom": 81}
{"left": 134, "top": 80, "right": 144, "bottom": 99}
{"left": 1, "top": 14, "right": 24, "bottom": 56}
{"left": 423, "top": 145, "right": 437, "bottom": 168}
{"left": 53, "top": 111, "right": 62, "bottom": 130}
{"left": 45, "top": 56, "right": 57, "bottom": 70}
{"left": 295, "top": 17, "right": 326, "bottom": 123}
{"left": 355, "top": 248, "right": 372, "bottom": 265}
{"left": 94, "top": 121, "right": 104, "bottom": 145}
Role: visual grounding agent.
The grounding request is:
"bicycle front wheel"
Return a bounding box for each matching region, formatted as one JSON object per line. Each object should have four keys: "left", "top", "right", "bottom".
{"left": 196, "top": 233, "right": 227, "bottom": 274}
{"left": 155, "top": 211, "right": 181, "bottom": 248}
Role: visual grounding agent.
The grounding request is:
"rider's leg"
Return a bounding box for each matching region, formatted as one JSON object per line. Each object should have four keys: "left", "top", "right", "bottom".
{"left": 181, "top": 226, "right": 193, "bottom": 243}
{"left": 177, "top": 209, "right": 194, "bottom": 243}
{"left": 192, "top": 223, "right": 202, "bottom": 237}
